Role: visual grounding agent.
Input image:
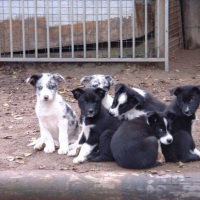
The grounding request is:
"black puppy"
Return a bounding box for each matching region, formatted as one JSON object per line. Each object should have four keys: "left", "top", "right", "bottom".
{"left": 110, "top": 111, "right": 174, "bottom": 169}
{"left": 68, "top": 87, "right": 123, "bottom": 164}
{"left": 161, "top": 85, "right": 200, "bottom": 162}
{"left": 109, "top": 83, "right": 166, "bottom": 121}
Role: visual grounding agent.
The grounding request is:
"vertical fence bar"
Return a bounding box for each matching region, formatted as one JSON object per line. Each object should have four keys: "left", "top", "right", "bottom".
{"left": 59, "top": 0, "right": 62, "bottom": 58}
{"left": 157, "top": 0, "right": 160, "bottom": 58}
{"left": 96, "top": 0, "right": 98, "bottom": 58}
{"left": 120, "top": 0, "right": 123, "bottom": 58}
{"left": 46, "top": 0, "right": 50, "bottom": 58}
{"left": 34, "top": 0, "right": 38, "bottom": 58}
{"left": 83, "top": 0, "right": 86, "bottom": 58}
{"left": 132, "top": 0, "right": 135, "bottom": 58}
{"left": 145, "top": 0, "right": 148, "bottom": 58}
{"left": 22, "top": 0, "right": 25, "bottom": 58}
{"left": 107, "top": 0, "right": 111, "bottom": 58}
{"left": 70, "top": 0, "right": 74, "bottom": 58}
{"left": 9, "top": 0, "right": 13, "bottom": 58}
{"left": 165, "top": 0, "right": 169, "bottom": 71}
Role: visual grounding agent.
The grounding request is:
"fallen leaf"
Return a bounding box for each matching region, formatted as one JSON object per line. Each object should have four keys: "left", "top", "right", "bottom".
{"left": 15, "top": 160, "right": 24, "bottom": 164}
{"left": 166, "top": 170, "right": 171, "bottom": 172}
{"left": 66, "top": 98, "right": 75, "bottom": 103}
{"left": 24, "top": 153, "right": 32, "bottom": 157}
{"left": 175, "top": 70, "right": 180, "bottom": 72}
{"left": 66, "top": 76, "right": 73, "bottom": 79}
{"left": 74, "top": 169, "right": 89, "bottom": 173}
{"left": 176, "top": 171, "right": 181, "bottom": 173}
{"left": 72, "top": 167, "right": 79, "bottom": 170}
{"left": 15, "top": 156, "right": 24, "bottom": 160}
{"left": 3, "top": 103, "right": 9, "bottom": 107}
{"left": 6, "top": 156, "right": 15, "bottom": 162}
{"left": 39, "top": 165, "right": 46, "bottom": 169}
{"left": 60, "top": 167, "right": 70, "bottom": 170}
{"left": 178, "top": 162, "right": 185, "bottom": 168}
{"left": 2, "top": 136, "right": 12, "bottom": 139}
{"left": 76, "top": 84, "right": 84, "bottom": 88}
{"left": 149, "top": 170, "right": 157, "bottom": 174}
{"left": 8, "top": 126, "right": 13, "bottom": 129}
{"left": 13, "top": 115, "right": 23, "bottom": 120}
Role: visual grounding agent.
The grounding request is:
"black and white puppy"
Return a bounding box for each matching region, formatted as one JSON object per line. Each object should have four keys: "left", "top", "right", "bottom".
{"left": 80, "top": 74, "right": 115, "bottom": 109}
{"left": 68, "top": 87, "right": 123, "bottom": 164}
{"left": 26, "top": 73, "right": 79, "bottom": 154}
{"left": 109, "top": 83, "right": 166, "bottom": 120}
{"left": 110, "top": 111, "right": 174, "bottom": 169}
{"left": 161, "top": 85, "right": 200, "bottom": 162}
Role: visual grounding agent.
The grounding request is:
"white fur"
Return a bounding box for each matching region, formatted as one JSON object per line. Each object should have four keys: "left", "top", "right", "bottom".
{"left": 132, "top": 87, "right": 146, "bottom": 97}
{"left": 27, "top": 73, "right": 78, "bottom": 154}
{"left": 80, "top": 74, "right": 114, "bottom": 109}
{"left": 160, "top": 118, "right": 173, "bottom": 145}
{"left": 73, "top": 143, "right": 97, "bottom": 164}
{"left": 190, "top": 148, "right": 200, "bottom": 157}
{"left": 118, "top": 107, "right": 145, "bottom": 120}
{"left": 68, "top": 119, "right": 94, "bottom": 157}
{"left": 109, "top": 93, "right": 127, "bottom": 117}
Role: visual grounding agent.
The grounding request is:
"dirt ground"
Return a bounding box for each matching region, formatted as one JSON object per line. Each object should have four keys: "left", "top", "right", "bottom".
{"left": 0, "top": 49, "right": 200, "bottom": 175}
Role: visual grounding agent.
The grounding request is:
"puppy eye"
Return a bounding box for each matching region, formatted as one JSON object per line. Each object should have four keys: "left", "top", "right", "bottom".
{"left": 158, "top": 128, "right": 163, "bottom": 132}
{"left": 119, "top": 104, "right": 126, "bottom": 108}
{"left": 92, "top": 85, "right": 98, "bottom": 88}
{"left": 38, "top": 86, "right": 43, "bottom": 90}
{"left": 49, "top": 85, "right": 55, "bottom": 89}
{"left": 189, "top": 98, "right": 194, "bottom": 103}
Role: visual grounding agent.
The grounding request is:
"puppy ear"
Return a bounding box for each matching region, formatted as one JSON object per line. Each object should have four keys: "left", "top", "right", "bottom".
{"left": 105, "top": 75, "right": 115, "bottom": 86}
{"left": 170, "top": 87, "right": 182, "bottom": 96}
{"left": 133, "top": 93, "right": 144, "bottom": 106}
{"left": 193, "top": 86, "right": 200, "bottom": 94}
{"left": 95, "top": 88, "right": 106, "bottom": 99}
{"left": 52, "top": 73, "right": 65, "bottom": 83}
{"left": 146, "top": 111, "right": 159, "bottom": 125}
{"left": 80, "top": 75, "right": 93, "bottom": 86}
{"left": 71, "top": 88, "right": 84, "bottom": 100}
{"left": 115, "top": 83, "right": 125, "bottom": 94}
{"left": 26, "top": 74, "right": 42, "bottom": 86}
{"left": 167, "top": 112, "right": 177, "bottom": 122}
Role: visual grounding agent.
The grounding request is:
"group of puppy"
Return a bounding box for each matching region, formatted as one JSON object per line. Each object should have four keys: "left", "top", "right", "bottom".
{"left": 26, "top": 73, "right": 200, "bottom": 169}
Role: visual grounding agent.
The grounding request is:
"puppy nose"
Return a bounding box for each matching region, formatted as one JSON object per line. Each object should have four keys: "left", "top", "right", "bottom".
{"left": 185, "top": 110, "right": 190, "bottom": 114}
{"left": 89, "top": 109, "right": 93, "bottom": 114}
{"left": 167, "top": 138, "right": 172, "bottom": 144}
{"left": 44, "top": 95, "right": 49, "bottom": 100}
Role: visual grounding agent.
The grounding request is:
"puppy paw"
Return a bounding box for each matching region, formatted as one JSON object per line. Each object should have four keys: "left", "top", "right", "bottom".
{"left": 44, "top": 145, "right": 55, "bottom": 153}
{"left": 58, "top": 147, "right": 69, "bottom": 155}
{"left": 69, "top": 143, "right": 78, "bottom": 151}
{"left": 73, "top": 156, "right": 86, "bottom": 164}
{"left": 34, "top": 142, "right": 45, "bottom": 151}
{"left": 68, "top": 146, "right": 81, "bottom": 157}
{"left": 157, "top": 153, "right": 165, "bottom": 165}
{"left": 118, "top": 114, "right": 127, "bottom": 121}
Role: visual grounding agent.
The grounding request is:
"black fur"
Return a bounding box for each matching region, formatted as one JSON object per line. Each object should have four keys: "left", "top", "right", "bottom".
{"left": 71, "top": 88, "right": 123, "bottom": 163}
{"left": 110, "top": 112, "right": 174, "bottom": 169}
{"left": 109, "top": 83, "right": 166, "bottom": 120}
{"left": 161, "top": 85, "right": 200, "bottom": 163}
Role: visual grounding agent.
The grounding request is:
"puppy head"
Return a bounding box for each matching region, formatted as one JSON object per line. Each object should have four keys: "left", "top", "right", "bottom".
{"left": 26, "top": 73, "right": 65, "bottom": 102}
{"left": 109, "top": 83, "right": 144, "bottom": 117}
{"left": 170, "top": 85, "right": 200, "bottom": 116}
{"left": 80, "top": 74, "right": 114, "bottom": 91}
{"left": 146, "top": 111, "right": 174, "bottom": 145}
{"left": 71, "top": 87, "right": 106, "bottom": 117}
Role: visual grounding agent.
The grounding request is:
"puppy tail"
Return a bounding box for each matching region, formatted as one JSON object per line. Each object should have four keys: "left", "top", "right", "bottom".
{"left": 89, "top": 155, "right": 115, "bottom": 162}
{"left": 27, "top": 137, "right": 41, "bottom": 146}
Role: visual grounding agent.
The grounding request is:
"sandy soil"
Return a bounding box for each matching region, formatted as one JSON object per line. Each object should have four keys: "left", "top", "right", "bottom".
{"left": 0, "top": 49, "right": 200, "bottom": 175}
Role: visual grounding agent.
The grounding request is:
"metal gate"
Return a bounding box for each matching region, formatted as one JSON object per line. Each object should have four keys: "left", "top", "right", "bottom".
{"left": 0, "top": 0, "right": 169, "bottom": 71}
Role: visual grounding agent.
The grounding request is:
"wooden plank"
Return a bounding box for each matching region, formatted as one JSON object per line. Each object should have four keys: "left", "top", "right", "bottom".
{"left": 0, "top": 3, "right": 154, "bottom": 54}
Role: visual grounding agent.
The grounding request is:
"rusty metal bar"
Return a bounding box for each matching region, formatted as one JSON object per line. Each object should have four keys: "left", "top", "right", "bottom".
{"left": 1, "top": 171, "right": 200, "bottom": 200}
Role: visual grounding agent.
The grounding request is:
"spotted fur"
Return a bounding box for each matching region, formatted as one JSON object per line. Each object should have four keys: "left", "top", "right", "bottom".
{"left": 26, "top": 73, "right": 79, "bottom": 154}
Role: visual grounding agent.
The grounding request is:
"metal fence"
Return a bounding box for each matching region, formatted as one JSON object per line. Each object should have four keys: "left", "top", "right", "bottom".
{"left": 0, "top": 0, "right": 169, "bottom": 71}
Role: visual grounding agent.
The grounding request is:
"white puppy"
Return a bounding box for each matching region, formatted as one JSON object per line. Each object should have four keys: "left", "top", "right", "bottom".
{"left": 26, "top": 73, "right": 79, "bottom": 154}
{"left": 80, "top": 74, "right": 114, "bottom": 109}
